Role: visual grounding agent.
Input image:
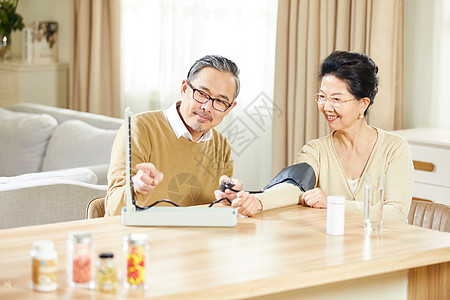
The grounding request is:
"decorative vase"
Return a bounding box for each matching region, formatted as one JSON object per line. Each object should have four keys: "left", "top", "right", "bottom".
{"left": 0, "top": 35, "right": 12, "bottom": 59}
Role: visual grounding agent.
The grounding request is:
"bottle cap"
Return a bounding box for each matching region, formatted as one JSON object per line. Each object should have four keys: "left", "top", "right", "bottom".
{"left": 327, "top": 195, "right": 345, "bottom": 205}
{"left": 99, "top": 252, "right": 114, "bottom": 259}
{"left": 124, "top": 233, "right": 148, "bottom": 245}
{"left": 69, "top": 232, "right": 92, "bottom": 243}
{"left": 33, "top": 240, "right": 55, "bottom": 252}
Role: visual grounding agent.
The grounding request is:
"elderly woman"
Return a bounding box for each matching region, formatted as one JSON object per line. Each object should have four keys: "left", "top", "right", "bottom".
{"left": 216, "top": 50, "right": 413, "bottom": 223}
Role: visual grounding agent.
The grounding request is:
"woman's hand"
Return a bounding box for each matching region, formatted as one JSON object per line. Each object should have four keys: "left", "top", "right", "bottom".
{"left": 301, "top": 187, "right": 327, "bottom": 208}
{"left": 231, "top": 191, "right": 263, "bottom": 217}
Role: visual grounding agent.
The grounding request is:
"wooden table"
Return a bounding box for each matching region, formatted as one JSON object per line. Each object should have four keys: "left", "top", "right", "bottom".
{"left": 0, "top": 206, "right": 449, "bottom": 299}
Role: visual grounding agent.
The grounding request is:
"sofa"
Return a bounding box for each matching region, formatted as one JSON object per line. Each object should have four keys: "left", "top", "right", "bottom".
{"left": 0, "top": 103, "right": 123, "bottom": 229}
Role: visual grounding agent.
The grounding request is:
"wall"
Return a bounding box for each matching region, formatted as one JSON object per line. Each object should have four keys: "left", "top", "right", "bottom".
{"left": 12, "top": 0, "right": 70, "bottom": 62}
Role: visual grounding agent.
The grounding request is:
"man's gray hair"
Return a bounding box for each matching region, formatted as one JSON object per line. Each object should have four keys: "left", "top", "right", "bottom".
{"left": 187, "top": 55, "right": 240, "bottom": 100}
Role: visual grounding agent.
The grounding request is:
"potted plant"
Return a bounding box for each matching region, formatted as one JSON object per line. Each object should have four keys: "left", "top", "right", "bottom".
{"left": 0, "top": 0, "right": 25, "bottom": 59}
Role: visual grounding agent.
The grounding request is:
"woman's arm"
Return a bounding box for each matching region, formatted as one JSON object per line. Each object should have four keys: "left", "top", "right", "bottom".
{"left": 382, "top": 139, "right": 414, "bottom": 223}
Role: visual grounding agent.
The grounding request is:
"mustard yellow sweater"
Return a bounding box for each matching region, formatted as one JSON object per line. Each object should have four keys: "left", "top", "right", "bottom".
{"left": 105, "top": 111, "right": 234, "bottom": 216}
{"left": 258, "top": 128, "right": 414, "bottom": 223}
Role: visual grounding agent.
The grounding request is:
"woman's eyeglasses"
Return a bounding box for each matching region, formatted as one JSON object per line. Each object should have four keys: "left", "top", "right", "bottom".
{"left": 313, "top": 93, "right": 357, "bottom": 108}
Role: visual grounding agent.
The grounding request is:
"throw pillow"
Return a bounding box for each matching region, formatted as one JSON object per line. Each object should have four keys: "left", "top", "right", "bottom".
{"left": 42, "top": 120, "right": 118, "bottom": 171}
{"left": 0, "top": 167, "right": 98, "bottom": 185}
{"left": 0, "top": 108, "right": 58, "bottom": 176}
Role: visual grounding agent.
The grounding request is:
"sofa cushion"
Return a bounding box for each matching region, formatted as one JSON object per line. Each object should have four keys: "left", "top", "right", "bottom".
{"left": 8, "top": 103, "right": 123, "bottom": 130}
{"left": 42, "top": 120, "right": 117, "bottom": 171}
{"left": 0, "top": 167, "right": 98, "bottom": 185}
{"left": 0, "top": 108, "right": 58, "bottom": 176}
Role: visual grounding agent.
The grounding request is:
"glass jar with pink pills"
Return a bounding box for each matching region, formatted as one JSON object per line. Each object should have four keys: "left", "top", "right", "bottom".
{"left": 66, "top": 232, "right": 95, "bottom": 289}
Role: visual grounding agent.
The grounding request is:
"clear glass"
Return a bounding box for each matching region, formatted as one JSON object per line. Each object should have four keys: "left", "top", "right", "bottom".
{"left": 66, "top": 232, "right": 95, "bottom": 289}
{"left": 364, "top": 174, "right": 385, "bottom": 232}
{"left": 0, "top": 35, "right": 11, "bottom": 60}
{"left": 123, "top": 233, "right": 150, "bottom": 290}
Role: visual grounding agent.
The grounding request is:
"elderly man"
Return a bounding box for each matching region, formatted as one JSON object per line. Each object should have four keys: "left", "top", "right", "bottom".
{"left": 105, "top": 55, "right": 239, "bottom": 216}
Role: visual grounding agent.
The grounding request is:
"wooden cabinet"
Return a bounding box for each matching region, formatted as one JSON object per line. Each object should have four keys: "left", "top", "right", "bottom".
{"left": 392, "top": 128, "right": 450, "bottom": 206}
{"left": 0, "top": 59, "right": 68, "bottom": 108}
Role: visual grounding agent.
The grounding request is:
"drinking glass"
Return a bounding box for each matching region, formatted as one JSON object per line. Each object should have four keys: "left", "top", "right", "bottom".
{"left": 364, "top": 174, "right": 385, "bottom": 232}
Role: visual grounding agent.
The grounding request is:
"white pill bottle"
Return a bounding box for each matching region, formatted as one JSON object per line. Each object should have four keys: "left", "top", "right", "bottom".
{"left": 30, "top": 240, "right": 58, "bottom": 292}
{"left": 326, "top": 195, "right": 345, "bottom": 235}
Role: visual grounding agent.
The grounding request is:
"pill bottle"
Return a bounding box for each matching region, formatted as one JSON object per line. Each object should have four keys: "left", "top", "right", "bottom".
{"left": 30, "top": 240, "right": 58, "bottom": 292}
{"left": 66, "top": 232, "right": 94, "bottom": 289}
{"left": 123, "top": 233, "right": 150, "bottom": 290}
{"left": 326, "top": 195, "right": 345, "bottom": 235}
{"left": 96, "top": 252, "right": 118, "bottom": 293}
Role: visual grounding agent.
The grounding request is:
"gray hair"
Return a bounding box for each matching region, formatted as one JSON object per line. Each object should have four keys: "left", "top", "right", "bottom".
{"left": 187, "top": 55, "right": 240, "bottom": 100}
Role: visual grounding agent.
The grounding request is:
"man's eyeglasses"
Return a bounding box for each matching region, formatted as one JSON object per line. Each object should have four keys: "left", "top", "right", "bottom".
{"left": 313, "top": 93, "right": 357, "bottom": 108}
{"left": 188, "top": 82, "right": 232, "bottom": 112}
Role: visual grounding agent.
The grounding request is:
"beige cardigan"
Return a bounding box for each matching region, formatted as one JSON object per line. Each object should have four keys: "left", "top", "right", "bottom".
{"left": 258, "top": 128, "right": 414, "bottom": 223}
{"left": 105, "top": 110, "right": 234, "bottom": 216}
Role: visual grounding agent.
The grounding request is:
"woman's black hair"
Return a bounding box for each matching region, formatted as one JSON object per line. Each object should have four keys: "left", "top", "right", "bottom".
{"left": 318, "top": 51, "right": 379, "bottom": 115}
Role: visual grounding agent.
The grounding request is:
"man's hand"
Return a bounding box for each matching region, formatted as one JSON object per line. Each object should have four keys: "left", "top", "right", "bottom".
{"left": 213, "top": 175, "right": 262, "bottom": 217}
{"left": 301, "top": 187, "right": 327, "bottom": 208}
{"left": 132, "top": 163, "right": 164, "bottom": 194}
{"left": 213, "top": 175, "right": 243, "bottom": 204}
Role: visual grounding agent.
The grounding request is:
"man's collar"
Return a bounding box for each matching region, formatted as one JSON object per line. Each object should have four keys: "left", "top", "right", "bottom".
{"left": 163, "top": 101, "right": 212, "bottom": 143}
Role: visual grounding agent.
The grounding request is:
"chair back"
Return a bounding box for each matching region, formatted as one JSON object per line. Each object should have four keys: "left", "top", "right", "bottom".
{"left": 86, "top": 197, "right": 106, "bottom": 219}
{"left": 408, "top": 200, "right": 450, "bottom": 232}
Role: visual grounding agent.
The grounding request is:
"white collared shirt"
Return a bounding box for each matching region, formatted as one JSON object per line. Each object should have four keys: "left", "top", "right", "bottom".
{"left": 163, "top": 101, "right": 213, "bottom": 143}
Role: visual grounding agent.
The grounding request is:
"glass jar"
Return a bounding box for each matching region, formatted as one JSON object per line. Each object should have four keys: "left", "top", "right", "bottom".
{"left": 66, "top": 232, "right": 94, "bottom": 289}
{"left": 30, "top": 240, "right": 58, "bottom": 292}
{"left": 96, "top": 252, "right": 118, "bottom": 293}
{"left": 123, "top": 233, "right": 150, "bottom": 290}
{"left": 0, "top": 35, "right": 11, "bottom": 60}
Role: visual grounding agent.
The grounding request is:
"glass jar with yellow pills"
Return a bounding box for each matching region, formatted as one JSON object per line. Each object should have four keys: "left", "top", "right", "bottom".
{"left": 123, "top": 233, "right": 150, "bottom": 290}
{"left": 96, "top": 252, "right": 117, "bottom": 293}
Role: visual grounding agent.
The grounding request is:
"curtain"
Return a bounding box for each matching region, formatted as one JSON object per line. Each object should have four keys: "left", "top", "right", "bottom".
{"left": 272, "top": 0, "right": 404, "bottom": 175}
{"left": 70, "top": 0, "right": 121, "bottom": 117}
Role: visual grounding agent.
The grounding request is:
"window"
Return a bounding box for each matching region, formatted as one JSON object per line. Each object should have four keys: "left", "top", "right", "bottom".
{"left": 434, "top": 0, "right": 450, "bottom": 128}
{"left": 404, "top": 0, "right": 450, "bottom": 129}
{"left": 121, "top": 0, "right": 278, "bottom": 189}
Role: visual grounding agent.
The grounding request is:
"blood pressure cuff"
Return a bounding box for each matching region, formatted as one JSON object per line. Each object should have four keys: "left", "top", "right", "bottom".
{"left": 264, "top": 163, "right": 316, "bottom": 192}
